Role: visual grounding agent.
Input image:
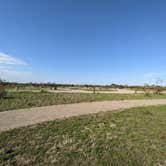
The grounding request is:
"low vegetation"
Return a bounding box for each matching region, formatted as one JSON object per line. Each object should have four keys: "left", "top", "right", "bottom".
{"left": 0, "top": 105, "right": 165, "bottom": 165}
{"left": 2, "top": 81, "right": 166, "bottom": 92}
{"left": 0, "top": 89, "right": 6, "bottom": 99}
{"left": 1, "top": 91, "right": 166, "bottom": 112}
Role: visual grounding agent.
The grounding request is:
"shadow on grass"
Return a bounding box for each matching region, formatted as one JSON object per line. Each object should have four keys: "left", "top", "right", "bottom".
{"left": 2, "top": 96, "right": 15, "bottom": 100}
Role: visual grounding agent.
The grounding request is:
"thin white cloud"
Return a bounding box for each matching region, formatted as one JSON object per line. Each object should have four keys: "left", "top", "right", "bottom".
{"left": 0, "top": 52, "right": 30, "bottom": 82}
{"left": 0, "top": 67, "right": 33, "bottom": 82}
{"left": 0, "top": 52, "right": 26, "bottom": 65}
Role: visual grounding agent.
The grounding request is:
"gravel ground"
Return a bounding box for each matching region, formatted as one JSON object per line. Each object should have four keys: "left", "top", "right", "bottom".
{"left": 1, "top": 99, "right": 166, "bottom": 132}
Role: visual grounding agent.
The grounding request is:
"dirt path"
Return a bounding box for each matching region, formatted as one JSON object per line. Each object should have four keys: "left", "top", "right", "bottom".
{"left": 1, "top": 99, "right": 166, "bottom": 132}
{"left": 11, "top": 88, "right": 144, "bottom": 94}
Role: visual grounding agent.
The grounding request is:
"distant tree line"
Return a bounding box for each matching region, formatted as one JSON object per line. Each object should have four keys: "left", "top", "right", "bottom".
{"left": 1, "top": 81, "right": 166, "bottom": 90}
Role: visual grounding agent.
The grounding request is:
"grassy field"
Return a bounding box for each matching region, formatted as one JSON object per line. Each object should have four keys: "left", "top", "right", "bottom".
{"left": 0, "top": 105, "right": 165, "bottom": 165}
{"left": 1, "top": 91, "right": 166, "bottom": 112}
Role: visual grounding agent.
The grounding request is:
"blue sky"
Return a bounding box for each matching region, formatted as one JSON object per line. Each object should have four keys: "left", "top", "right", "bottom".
{"left": 0, "top": 0, "right": 166, "bottom": 85}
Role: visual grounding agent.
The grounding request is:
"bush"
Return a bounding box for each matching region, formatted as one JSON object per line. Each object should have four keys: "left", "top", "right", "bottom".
{"left": 0, "top": 89, "right": 7, "bottom": 99}
{"left": 40, "top": 89, "right": 48, "bottom": 93}
{"left": 154, "top": 87, "right": 162, "bottom": 95}
{"left": 144, "top": 90, "right": 151, "bottom": 97}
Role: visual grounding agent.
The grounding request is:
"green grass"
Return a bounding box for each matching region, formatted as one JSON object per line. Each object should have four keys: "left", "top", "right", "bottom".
{"left": 0, "top": 105, "right": 166, "bottom": 165}
{"left": 1, "top": 91, "right": 166, "bottom": 112}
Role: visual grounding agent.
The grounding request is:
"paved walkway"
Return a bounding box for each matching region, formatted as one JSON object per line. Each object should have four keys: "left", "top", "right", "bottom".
{"left": 1, "top": 99, "right": 166, "bottom": 132}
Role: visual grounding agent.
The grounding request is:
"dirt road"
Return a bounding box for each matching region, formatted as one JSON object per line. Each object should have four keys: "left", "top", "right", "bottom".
{"left": 11, "top": 88, "right": 144, "bottom": 94}
{"left": 49, "top": 89, "right": 143, "bottom": 94}
{"left": 1, "top": 99, "right": 166, "bottom": 132}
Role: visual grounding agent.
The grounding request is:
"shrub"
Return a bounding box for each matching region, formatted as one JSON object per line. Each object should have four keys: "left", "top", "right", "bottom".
{"left": 93, "top": 87, "right": 96, "bottom": 94}
{"left": 144, "top": 90, "right": 151, "bottom": 97}
{"left": 154, "top": 86, "right": 162, "bottom": 95}
{"left": 40, "top": 89, "right": 48, "bottom": 93}
{"left": 134, "top": 88, "right": 138, "bottom": 94}
{"left": 0, "top": 89, "right": 7, "bottom": 99}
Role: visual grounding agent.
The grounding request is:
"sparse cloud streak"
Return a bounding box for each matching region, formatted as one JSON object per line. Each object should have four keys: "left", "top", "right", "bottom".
{"left": 0, "top": 52, "right": 30, "bottom": 82}
{"left": 0, "top": 67, "right": 32, "bottom": 82}
{"left": 0, "top": 52, "right": 26, "bottom": 65}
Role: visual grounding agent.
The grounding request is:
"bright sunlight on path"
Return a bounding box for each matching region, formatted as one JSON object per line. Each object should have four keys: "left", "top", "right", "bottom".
{"left": 1, "top": 99, "right": 166, "bottom": 132}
